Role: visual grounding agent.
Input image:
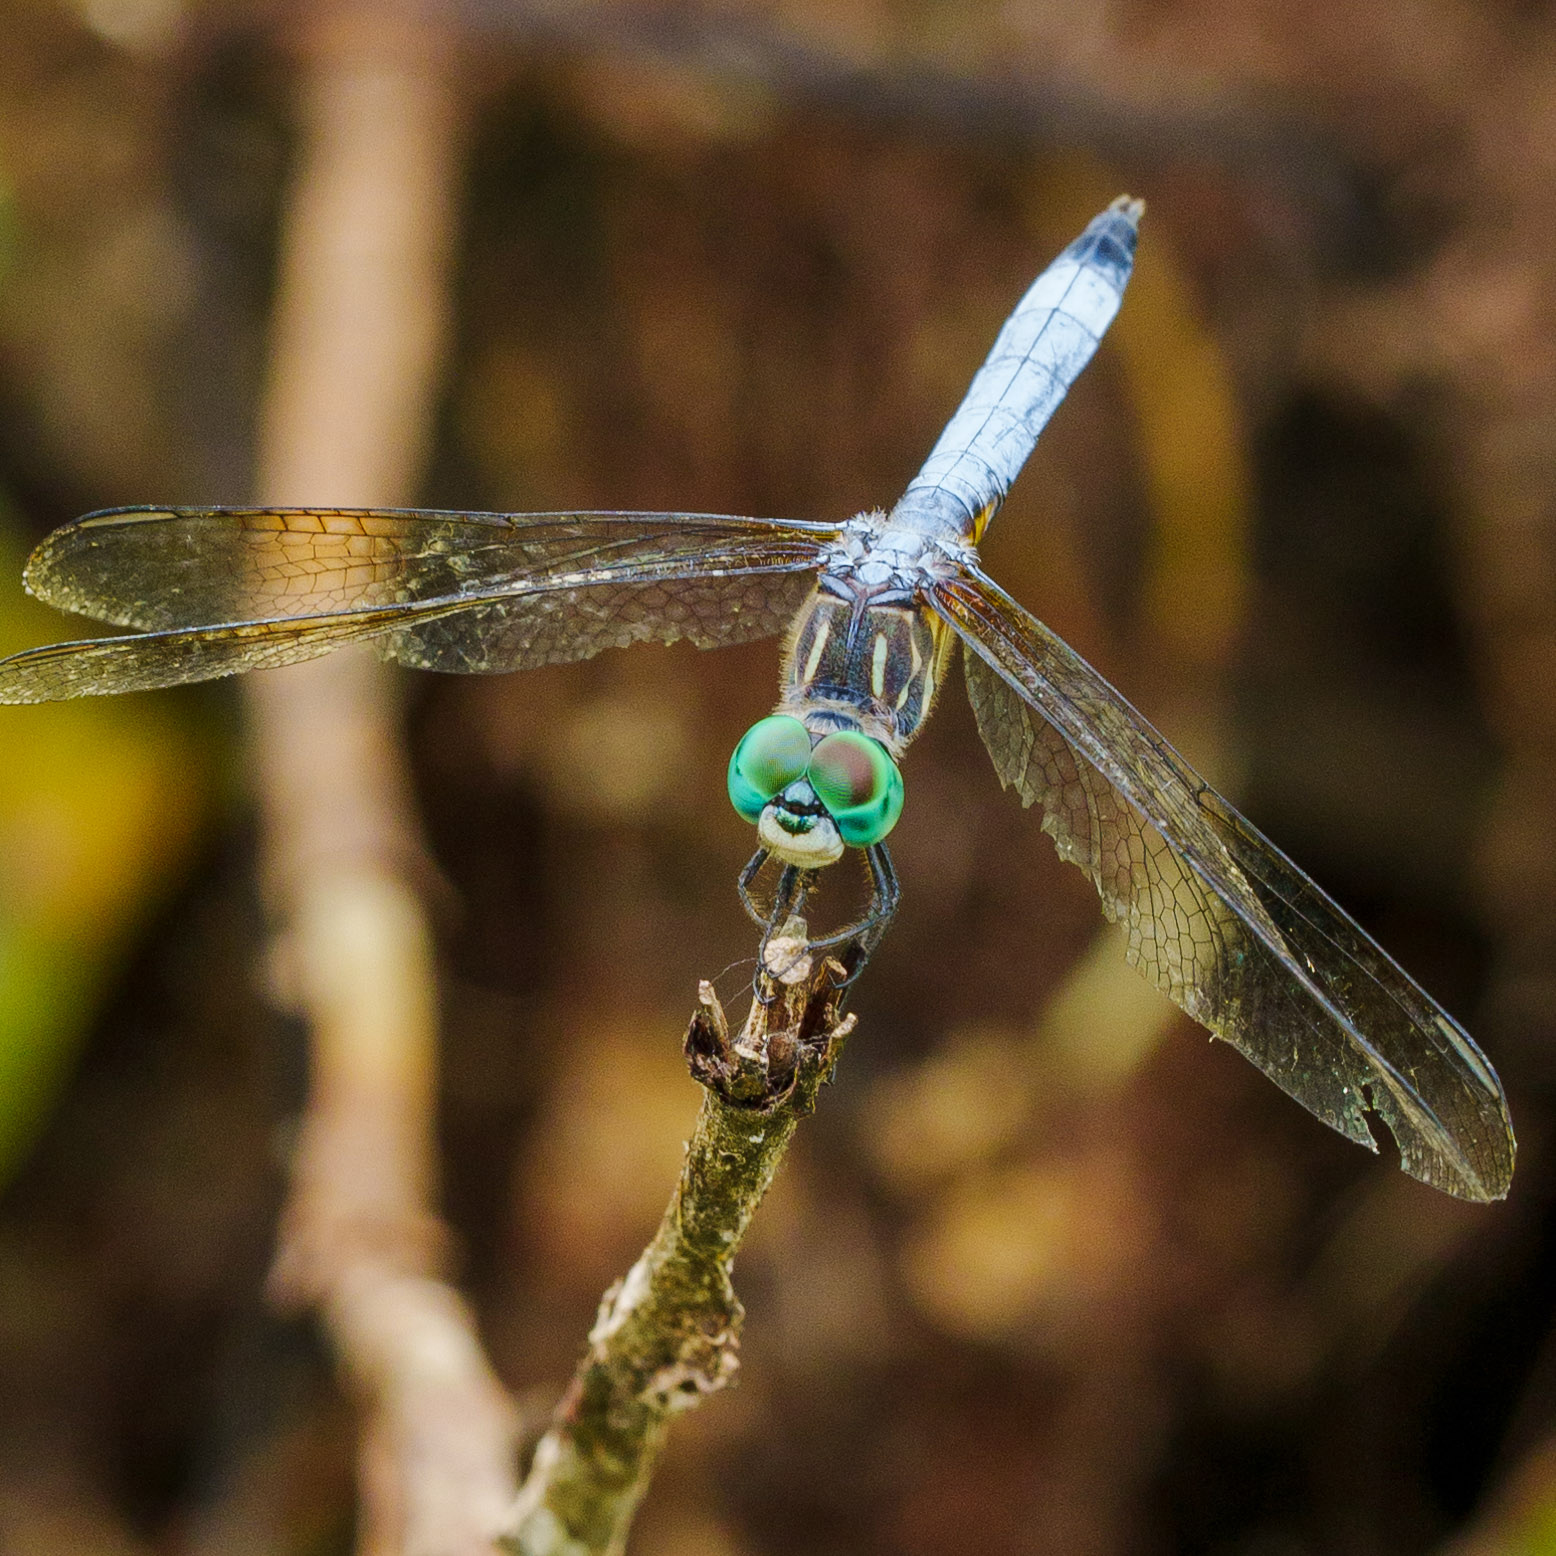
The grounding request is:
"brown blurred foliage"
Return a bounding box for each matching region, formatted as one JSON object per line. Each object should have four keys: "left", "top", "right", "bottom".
{"left": 1, "top": 1, "right": 1554, "bottom": 1553}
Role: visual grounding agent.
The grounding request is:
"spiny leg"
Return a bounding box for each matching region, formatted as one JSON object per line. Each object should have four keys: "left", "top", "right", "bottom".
{"left": 737, "top": 847, "right": 773, "bottom": 929}
{"left": 737, "top": 843, "right": 900, "bottom": 989}
{"left": 862, "top": 841, "right": 901, "bottom": 955}
{"left": 809, "top": 842, "right": 900, "bottom": 983}
{"left": 739, "top": 849, "right": 813, "bottom": 936}
{"left": 766, "top": 862, "right": 812, "bottom": 948}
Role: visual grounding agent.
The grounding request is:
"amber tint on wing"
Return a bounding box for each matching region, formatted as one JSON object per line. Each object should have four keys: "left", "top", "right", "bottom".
{"left": 0, "top": 506, "right": 836, "bottom": 699}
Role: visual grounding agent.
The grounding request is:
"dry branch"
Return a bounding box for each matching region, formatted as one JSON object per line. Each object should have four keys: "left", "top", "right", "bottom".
{"left": 500, "top": 924, "right": 857, "bottom": 1556}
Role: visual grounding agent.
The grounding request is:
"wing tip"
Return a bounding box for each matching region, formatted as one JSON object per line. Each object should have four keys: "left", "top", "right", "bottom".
{"left": 1435, "top": 1161, "right": 1513, "bottom": 1204}
{"left": 1467, "top": 1123, "right": 1517, "bottom": 1203}
{"left": 1360, "top": 1058, "right": 1517, "bottom": 1203}
{"left": 22, "top": 506, "right": 185, "bottom": 601}
{"left": 1400, "top": 1112, "right": 1515, "bottom": 1203}
{"left": 0, "top": 644, "right": 64, "bottom": 704}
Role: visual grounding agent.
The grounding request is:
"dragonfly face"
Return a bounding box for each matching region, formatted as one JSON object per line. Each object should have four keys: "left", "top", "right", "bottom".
{"left": 0, "top": 197, "right": 1518, "bottom": 1203}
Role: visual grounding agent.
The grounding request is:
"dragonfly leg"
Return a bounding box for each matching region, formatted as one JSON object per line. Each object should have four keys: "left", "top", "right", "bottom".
{"left": 737, "top": 847, "right": 773, "bottom": 928}
{"left": 740, "top": 849, "right": 816, "bottom": 942}
{"left": 863, "top": 841, "right": 901, "bottom": 953}
{"left": 761, "top": 864, "right": 814, "bottom": 955}
{"left": 739, "top": 845, "right": 898, "bottom": 992}
{"left": 809, "top": 843, "right": 900, "bottom": 984}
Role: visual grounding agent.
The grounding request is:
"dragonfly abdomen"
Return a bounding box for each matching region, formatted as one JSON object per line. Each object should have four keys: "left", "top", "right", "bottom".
{"left": 892, "top": 196, "right": 1141, "bottom": 545}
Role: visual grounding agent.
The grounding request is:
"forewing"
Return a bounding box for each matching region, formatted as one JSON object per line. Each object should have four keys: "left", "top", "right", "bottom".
{"left": 26, "top": 505, "right": 830, "bottom": 630}
{"left": 1, "top": 507, "right": 832, "bottom": 700}
{"left": 936, "top": 568, "right": 1514, "bottom": 1202}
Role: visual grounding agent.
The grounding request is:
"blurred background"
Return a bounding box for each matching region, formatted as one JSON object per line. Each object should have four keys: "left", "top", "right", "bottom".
{"left": 2, "top": 1, "right": 1555, "bottom": 1552}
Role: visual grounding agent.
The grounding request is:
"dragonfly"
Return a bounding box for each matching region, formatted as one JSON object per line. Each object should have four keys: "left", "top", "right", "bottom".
{"left": 0, "top": 198, "right": 1514, "bottom": 1202}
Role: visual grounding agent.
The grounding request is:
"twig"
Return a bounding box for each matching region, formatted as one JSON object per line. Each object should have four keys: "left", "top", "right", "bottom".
{"left": 499, "top": 922, "right": 857, "bottom": 1556}
{"left": 249, "top": 4, "right": 519, "bottom": 1552}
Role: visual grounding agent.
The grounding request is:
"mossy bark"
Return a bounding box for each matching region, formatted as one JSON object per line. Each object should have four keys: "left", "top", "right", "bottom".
{"left": 500, "top": 925, "right": 854, "bottom": 1556}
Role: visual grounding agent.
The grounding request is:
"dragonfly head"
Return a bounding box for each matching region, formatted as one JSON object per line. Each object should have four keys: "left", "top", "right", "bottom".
{"left": 728, "top": 714, "right": 903, "bottom": 868}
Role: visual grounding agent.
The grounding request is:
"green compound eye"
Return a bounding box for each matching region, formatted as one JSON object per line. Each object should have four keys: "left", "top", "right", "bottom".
{"left": 807, "top": 730, "right": 904, "bottom": 846}
{"left": 727, "top": 715, "right": 812, "bottom": 822}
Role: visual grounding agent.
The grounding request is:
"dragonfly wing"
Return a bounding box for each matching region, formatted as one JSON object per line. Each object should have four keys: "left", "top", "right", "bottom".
{"left": 2, "top": 507, "right": 832, "bottom": 700}
{"left": 24, "top": 504, "right": 832, "bottom": 630}
{"left": 0, "top": 604, "right": 468, "bottom": 703}
{"left": 935, "top": 567, "right": 1514, "bottom": 1202}
{"left": 894, "top": 198, "right": 1140, "bottom": 542}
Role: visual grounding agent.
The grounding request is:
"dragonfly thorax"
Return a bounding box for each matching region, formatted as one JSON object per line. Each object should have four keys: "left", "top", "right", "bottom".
{"left": 776, "top": 581, "right": 956, "bottom": 755}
